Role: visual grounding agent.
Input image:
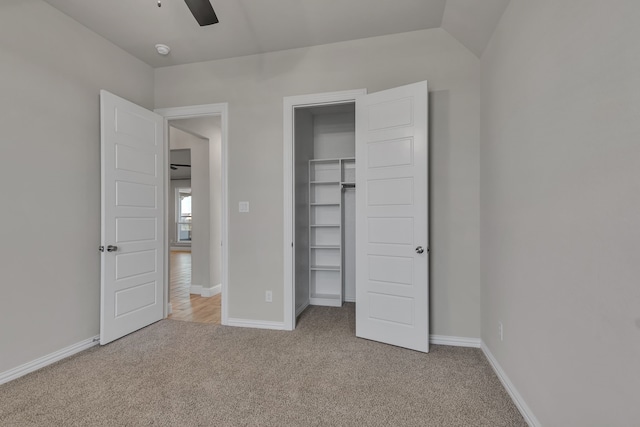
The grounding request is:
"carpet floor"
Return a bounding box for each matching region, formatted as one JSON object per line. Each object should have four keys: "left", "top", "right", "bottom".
{"left": 0, "top": 304, "right": 525, "bottom": 426}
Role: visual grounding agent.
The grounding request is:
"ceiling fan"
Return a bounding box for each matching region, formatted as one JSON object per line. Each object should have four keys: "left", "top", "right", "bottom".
{"left": 157, "top": 0, "right": 219, "bottom": 26}
{"left": 170, "top": 163, "right": 192, "bottom": 170}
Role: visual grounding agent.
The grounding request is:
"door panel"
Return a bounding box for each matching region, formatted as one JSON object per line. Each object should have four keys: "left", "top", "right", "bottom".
{"left": 115, "top": 181, "right": 157, "bottom": 208}
{"left": 367, "top": 178, "right": 414, "bottom": 205}
{"left": 355, "top": 81, "right": 429, "bottom": 353}
{"left": 101, "top": 90, "right": 165, "bottom": 345}
{"left": 367, "top": 138, "right": 413, "bottom": 168}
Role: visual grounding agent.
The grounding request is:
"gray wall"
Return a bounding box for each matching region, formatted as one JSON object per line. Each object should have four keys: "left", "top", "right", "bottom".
{"left": 480, "top": 0, "right": 640, "bottom": 424}
{"left": 155, "top": 28, "right": 481, "bottom": 338}
{"left": 0, "top": 0, "right": 154, "bottom": 373}
{"left": 169, "top": 127, "right": 210, "bottom": 290}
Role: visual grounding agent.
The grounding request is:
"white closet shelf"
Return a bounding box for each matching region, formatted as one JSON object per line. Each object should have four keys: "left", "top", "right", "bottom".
{"left": 310, "top": 158, "right": 342, "bottom": 163}
{"left": 311, "top": 293, "right": 341, "bottom": 299}
{"left": 310, "top": 265, "right": 340, "bottom": 271}
{"left": 306, "top": 156, "right": 353, "bottom": 309}
{"left": 313, "top": 157, "right": 352, "bottom": 162}
{"left": 309, "top": 294, "right": 342, "bottom": 307}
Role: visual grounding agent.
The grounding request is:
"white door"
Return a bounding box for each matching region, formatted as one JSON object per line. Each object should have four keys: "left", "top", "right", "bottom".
{"left": 100, "top": 90, "right": 165, "bottom": 345}
{"left": 355, "top": 81, "right": 429, "bottom": 353}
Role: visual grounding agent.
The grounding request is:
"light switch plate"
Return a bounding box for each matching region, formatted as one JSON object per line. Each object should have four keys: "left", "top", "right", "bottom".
{"left": 239, "top": 201, "right": 249, "bottom": 213}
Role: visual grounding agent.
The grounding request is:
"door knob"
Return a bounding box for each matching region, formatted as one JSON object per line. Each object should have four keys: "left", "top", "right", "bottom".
{"left": 107, "top": 245, "right": 118, "bottom": 252}
{"left": 415, "top": 246, "right": 424, "bottom": 254}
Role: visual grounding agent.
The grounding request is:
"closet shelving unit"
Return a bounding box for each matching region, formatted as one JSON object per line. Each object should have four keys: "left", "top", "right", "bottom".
{"left": 308, "top": 157, "right": 355, "bottom": 306}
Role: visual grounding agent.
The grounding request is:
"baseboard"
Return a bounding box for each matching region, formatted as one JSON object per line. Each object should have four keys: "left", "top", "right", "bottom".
{"left": 429, "top": 334, "right": 481, "bottom": 348}
{"left": 167, "top": 303, "right": 173, "bottom": 315}
{"left": 201, "top": 284, "right": 221, "bottom": 297}
{"left": 481, "top": 341, "right": 541, "bottom": 427}
{"left": 295, "top": 301, "right": 310, "bottom": 317}
{"left": 344, "top": 297, "right": 356, "bottom": 303}
{"left": 226, "top": 318, "right": 287, "bottom": 330}
{"left": 170, "top": 246, "right": 191, "bottom": 252}
{"left": 190, "top": 284, "right": 221, "bottom": 297}
{"left": 0, "top": 335, "right": 100, "bottom": 385}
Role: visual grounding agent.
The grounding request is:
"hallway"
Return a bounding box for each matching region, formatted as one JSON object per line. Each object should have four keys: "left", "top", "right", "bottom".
{"left": 168, "top": 251, "right": 221, "bottom": 324}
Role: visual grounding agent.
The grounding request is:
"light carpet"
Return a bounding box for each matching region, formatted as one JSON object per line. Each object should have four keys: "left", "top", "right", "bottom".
{"left": 0, "top": 304, "right": 525, "bottom": 426}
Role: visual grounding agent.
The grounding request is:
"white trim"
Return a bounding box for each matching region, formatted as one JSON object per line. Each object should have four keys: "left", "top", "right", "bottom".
{"left": 0, "top": 336, "right": 99, "bottom": 385}
{"left": 202, "top": 283, "right": 222, "bottom": 297}
{"left": 189, "top": 284, "right": 221, "bottom": 297}
{"left": 481, "top": 341, "right": 541, "bottom": 427}
{"left": 283, "top": 89, "right": 367, "bottom": 331}
{"left": 155, "top": 103, "right": 229, "bottom": 326}
{"left": 429, "top": 335, "right": 481, "bottom": 348}
{"left": 170, "top": 246, "right": 192, "bottom": 252}
{"left": 344, "top": 297, "right": 356, "bottom": 303}
{"left": 226, "top": 318, "right": 287, "bottom": 330}
{"left": 167, "top": 303, "right": 173, "bottom": 315}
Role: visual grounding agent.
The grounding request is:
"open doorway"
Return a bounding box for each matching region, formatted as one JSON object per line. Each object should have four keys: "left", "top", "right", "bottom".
{"left": 99, "top": 92, "right": 229, "bottom": 343}
{"left": 165, "top": 115, "right": 223, "bottom": 324}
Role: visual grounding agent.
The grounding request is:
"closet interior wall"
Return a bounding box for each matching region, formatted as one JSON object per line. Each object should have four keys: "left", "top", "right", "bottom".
{"left": 294, "top": 103, "right": 356, "bottom": 317}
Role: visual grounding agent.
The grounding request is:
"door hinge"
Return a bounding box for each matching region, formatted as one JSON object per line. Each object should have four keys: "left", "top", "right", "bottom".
{"left": 99, "top": 245, "right": 105, "bottom": 252}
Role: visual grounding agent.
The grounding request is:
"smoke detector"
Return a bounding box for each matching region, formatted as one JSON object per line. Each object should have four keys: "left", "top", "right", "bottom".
{"left": 155, "top": 44, "right": 171, "bottom": 56}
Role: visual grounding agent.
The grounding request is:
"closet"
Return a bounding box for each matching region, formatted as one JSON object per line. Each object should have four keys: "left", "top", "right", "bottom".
{"left": 294, "top": 103, "right": 356, "bottom": 316}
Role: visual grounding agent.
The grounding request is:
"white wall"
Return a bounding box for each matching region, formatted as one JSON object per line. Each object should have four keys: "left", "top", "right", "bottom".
{"left": 480, "top": 0, "right": 640, "bottom": 424}
{"left": 169, "top": 127, "right": 210, "bottom": 290}
{"left": 155, "top": 28, "right": 481, "bottom": 338}
{"left": 313, "top": 112, "right": 356, "bottom": 159}
{"left": 0, "top": 0, "right": 154, "bottom": 374}
{"left": 171, "top": 117, "right": 222, "bottom": 288}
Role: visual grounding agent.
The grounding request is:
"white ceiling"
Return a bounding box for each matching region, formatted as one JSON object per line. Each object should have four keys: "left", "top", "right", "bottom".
{"left": 42, "top": 0, "right": 509, "bottom": 68}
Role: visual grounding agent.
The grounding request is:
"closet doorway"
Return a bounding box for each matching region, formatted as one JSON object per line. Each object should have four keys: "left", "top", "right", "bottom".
{"left": 284, "top": 90, "right": 364, "bottom": 331}
{"left": 284, "top": 82, "right": 431, "bottom": 353}
{"left": 295, "top": 104, "right": 357, "bottom": 312}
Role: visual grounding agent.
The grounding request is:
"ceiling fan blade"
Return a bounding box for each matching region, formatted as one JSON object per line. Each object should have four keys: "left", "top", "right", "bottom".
{"left": 184, "top": 0, "right": 219, "bottom": 26}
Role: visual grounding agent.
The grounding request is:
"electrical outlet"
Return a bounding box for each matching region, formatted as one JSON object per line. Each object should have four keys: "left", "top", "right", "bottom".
{"left": 498, "top": 321, "right": 504, "bottom": 341}
{"left": 265, "top": 291, "right": 272, "bottom": 303}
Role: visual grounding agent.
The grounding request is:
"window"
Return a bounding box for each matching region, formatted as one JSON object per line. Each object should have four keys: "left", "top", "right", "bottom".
{"left": 177, "top": 188, "right": 192, "bottom": 242}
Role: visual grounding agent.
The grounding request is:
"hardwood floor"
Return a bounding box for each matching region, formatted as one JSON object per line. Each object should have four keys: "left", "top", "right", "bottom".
{"left": 168, "top": 250, "right": 221, "bottom": 324}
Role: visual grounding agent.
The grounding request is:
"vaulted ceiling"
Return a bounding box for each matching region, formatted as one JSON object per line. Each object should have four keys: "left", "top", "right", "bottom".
{"left": 42, "top": 0, "right": 510, "bottom": 67}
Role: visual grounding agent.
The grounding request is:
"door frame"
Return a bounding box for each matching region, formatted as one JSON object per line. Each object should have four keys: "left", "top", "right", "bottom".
{"left": 155, "top": 103, "right": 230, "bottom": 325}
{"left": 282, "top": 89, "right": 366, "bottom": 331}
